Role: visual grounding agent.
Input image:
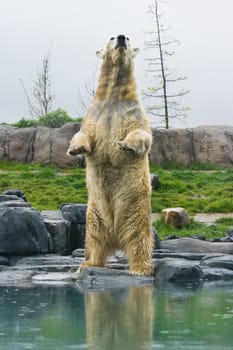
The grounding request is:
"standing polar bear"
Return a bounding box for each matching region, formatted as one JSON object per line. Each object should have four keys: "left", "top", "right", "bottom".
{"left": 67, "top": 35, "right": 153, "bottom": 276}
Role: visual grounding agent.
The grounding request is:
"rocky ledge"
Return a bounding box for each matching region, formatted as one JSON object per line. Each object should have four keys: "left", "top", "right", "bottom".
{"left": 1, "top": 189, "right": 233, "bottom": 289}
{"left": 1, "top": 243, "right": 233, "bottom": 289}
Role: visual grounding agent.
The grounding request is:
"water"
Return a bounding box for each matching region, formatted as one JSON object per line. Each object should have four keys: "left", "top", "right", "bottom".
{"left": 0, "top": 282, "right": 233, "bottom": 350}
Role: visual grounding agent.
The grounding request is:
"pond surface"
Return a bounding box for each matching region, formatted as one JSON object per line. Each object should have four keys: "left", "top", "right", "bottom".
{"left": 0, "top": 282, "right": 233, "bottom": 350}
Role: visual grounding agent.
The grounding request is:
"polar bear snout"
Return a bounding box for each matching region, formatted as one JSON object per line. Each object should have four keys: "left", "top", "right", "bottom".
{"left": 115, "top": 35, "right": 127, "bottom": 49}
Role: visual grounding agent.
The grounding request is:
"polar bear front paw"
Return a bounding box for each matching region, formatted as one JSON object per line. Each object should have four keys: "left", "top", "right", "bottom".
{"left": 67, "top": 144, "right": 90, "bottom": 156}
{"left": 117, "top": 141, "right": 145, "bottom": 155}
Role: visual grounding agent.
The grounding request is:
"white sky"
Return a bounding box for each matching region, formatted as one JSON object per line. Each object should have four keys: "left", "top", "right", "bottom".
{"left": 0, "top": 0, "right": 233, "bottom": 128}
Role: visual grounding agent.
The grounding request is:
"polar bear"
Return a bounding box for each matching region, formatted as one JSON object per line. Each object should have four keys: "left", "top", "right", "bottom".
{"left": 67, "top": 35, "right": 153, "bottom": 276}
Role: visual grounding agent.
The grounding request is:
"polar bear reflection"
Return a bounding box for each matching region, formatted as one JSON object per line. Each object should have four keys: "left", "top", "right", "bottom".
{"left": 84, "top": 285, "right": 154, "bottom": 350}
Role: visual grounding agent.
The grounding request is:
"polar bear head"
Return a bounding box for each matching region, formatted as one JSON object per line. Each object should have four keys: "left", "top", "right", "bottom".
{"left": 96, "top": 35, "right": 140, "bottom": 67}
{"left": 95, "top": 35, "right": 140, "bottom": 100}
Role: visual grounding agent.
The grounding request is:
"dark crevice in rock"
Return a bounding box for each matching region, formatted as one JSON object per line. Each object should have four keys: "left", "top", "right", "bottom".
{"left": 3, "top": 127, "right": 10, "bottom": 160}
{"left": 188, "top": 128, "right": 196, "bottom": 163}
{"left": 26, "top": 127, "right": 37, "bottom": 163}
{"left": 49, "top": 128, "right": 55, "bottom": 164}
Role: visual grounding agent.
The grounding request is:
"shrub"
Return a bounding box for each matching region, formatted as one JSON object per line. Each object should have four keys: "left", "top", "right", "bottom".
{"left": 12, "top": 118, "right": 37, "bottom": 128}
{"left": 38, "top": 109, "right": 74, "bottom": 128}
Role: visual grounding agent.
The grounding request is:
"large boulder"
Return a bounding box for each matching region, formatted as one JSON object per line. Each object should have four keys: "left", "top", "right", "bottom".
{"left": 155, "top": 258, "right": 204, "bottom": 282}
{"left": 0, "top": 207, "right": 51, "bottom": 255}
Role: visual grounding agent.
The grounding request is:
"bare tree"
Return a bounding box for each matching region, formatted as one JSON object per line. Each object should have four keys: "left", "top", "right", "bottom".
{"left": 143, "top": 0, "right": 189, "bottom": 129}
{"left": 76, "top": 66, "right": 98, "bottom": 116}
{"left": 20, "top": 47, "right": 54, "bottom": 119}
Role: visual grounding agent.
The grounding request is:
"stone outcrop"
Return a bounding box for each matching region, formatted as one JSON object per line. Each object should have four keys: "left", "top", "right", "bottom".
{"left": 1, "top": 189, "right": 233, "bottom": 288}
{"left": 0, "top": 124, "right": 233, "bottom": 167}
{"left": 150, "top": 125, "right": 233, "bottom": 167}
{"left": 0, "top": 190, "right": 87, "bottom": 255}
{"left": 0, "top": 123, "right": 80, "bottom": 167}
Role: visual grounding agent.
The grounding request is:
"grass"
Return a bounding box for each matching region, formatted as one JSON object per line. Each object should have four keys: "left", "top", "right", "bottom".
{"left": 153, "top": 218, "right": 233, "bottom": 241}
{"left": 0, "top": 160, "right": 233, "bottom": 239}
{"left": 150, "top": 163, "right": 233, "bottom": 214}
{"left": 0, "top": 161, "right": 87, "bottom": 210}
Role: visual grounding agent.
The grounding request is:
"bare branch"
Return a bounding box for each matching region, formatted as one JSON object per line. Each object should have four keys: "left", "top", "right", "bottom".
{"left": 143, "top": 0, "right": 189, "bottom": 129}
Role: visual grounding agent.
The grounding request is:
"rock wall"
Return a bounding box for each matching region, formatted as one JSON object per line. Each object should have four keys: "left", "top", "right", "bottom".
{"left": 151, "top": 125, "right": 233, "bottom": 167}
{"left": 0, "top": 124, "right": 233, "bottom": 168}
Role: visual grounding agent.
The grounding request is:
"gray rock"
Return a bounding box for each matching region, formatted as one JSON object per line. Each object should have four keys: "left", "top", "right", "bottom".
{"left": 32, "top": 272, "right": 74, "bottom": 284}
{"left": 0, "top": 195, "right": 22, "bottom": 202}
{"left": 1, "top": 125, "right": 233, "bottom": 168}
{"left": 77, "top": 266, "right": 155, "bottom": 290}
{"left": 61, "top": 204, "right": 87, "bottom": 224}
{"left": 61, "top": 204, "right": 87, "bottom": 250}
{"left": 0, "top": 271, "right": 35, "bottom": 286}
{"left": 150, "top": 125, "right": 233, "bottom": 168}
{"left": 41, "top": 210, "right": 71, "bottom": 254}
{"left": 72, "top": 249, "right": 85, "bottom": 258}
{"left": 3, "top": 189, "right": 27, "bottom": 201}
{"left": 0, "top": 200, "right": 31, "bottom": 208}
{"left": 200, "top": 255, "right": 233, "bottom": 270}
{"left": 0, "top": 256, "right": 10, "bottom": 266}
{"left": 152, "top": 226, "right": 161, "bottom": 249}
{"left": 0, "top": 207, "right": 50, "bottom": 255}
{"left": 155, "top": 258, "right": 204, "bottom": 282}
{"left": 202, "top": 267, "right": 233, "bottom": 281}
{"left": 161, "top": 237, "right": 233, "bottom": 254}
{"left": 152, "top": 251, "right": 206, "bottom": 260}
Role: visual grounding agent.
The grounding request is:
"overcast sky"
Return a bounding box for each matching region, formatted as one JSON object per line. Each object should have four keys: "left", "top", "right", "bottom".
{"left": 1, "top": 0, "right": 233, "bottom": 128}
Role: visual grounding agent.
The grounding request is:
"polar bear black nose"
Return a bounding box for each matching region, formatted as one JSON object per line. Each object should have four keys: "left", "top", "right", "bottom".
{"left": 116, "top": 35, "right": 127, "bottom": 49}
{"left": 117, "top": 35, "right": 126, "bottom": 44}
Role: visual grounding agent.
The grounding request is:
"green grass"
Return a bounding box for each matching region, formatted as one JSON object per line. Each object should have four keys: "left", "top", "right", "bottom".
{"left": 0, "top": 160, "right": 232, "bottom": 214}
{"left": 150, "top": 163, "right": 233, "bottom": 214}
{"left": 0, "top": 161, "right": 87, "bottom": 210}
{"left": 0, "top": 160, "right": 233, "bottom": 239}
{"left": 153, "top": 218, "right": 232, "bottom": 241}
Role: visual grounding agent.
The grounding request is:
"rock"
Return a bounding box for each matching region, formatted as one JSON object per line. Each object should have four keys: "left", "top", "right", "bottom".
{"left": 152, "top": 251, "right": 206, "bottom": 261}
{"left": 0, "top": 200, "right": 31, "bottom": 208}
{"left": 1, "top": 125, "right": 233, "bottom": 168}
{"left": 5, "top": 127, "right": 36, "bottom": 163}
{"left": 0, "top": 207, "right": 50, "bottom": 255}
{"left": 32, "top": 272, "right": 74, "bottom": 284}
{"left": 72, "top": 249, "right": 85, "bottom": 258}
{"left": 0, "top": 271, "right": 35, "bottom": 286}
{"left": 14, "top": 254, "right": 82, "bottom": 272}
{"left": 150, "top": 174, "right": 159, "bottom": 190}
{"left": 162, "top": 207, "right": 189, "bottom": 228}
{"left": 202, "top": 267, "right": 233, "bottom": 281}
{"left": 200, "top": 255, "right": 233, "bottom": 270}
{"left": 0, "top": 256, "right": 10, "bottom": 266}
{"left": 155, "top": 258, "right": 204, "bottom": 283}
{"left": 3, "top": 189, "right": 27, "bottom": 201}
{"left": 152, "top": 226, "right": 161, "bottom": 249}
{"left": 161, "top": 237, "right": 233, "bottom": 254}
{"left": 61, "top": 204, "right": 87, "bottom": 224}
{"left": 61, "top": 204, "right": 87, "bottom": 250}
{"left": 41, "top": 210, "right": 71, "bottom": 254}
{"left": 51, "top": 123, "right": 81, "bottom": 167}
{"left": 150, "top": 125, "right": 233, "bottom": 168}
{"left": 0, "top": 195, "right": 22, "bottom": 202}
{"left": 77, "top": 266, "right": 154, "bottom": 290}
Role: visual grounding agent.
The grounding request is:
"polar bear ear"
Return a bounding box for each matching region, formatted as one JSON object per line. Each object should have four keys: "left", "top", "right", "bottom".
{"left": 96, "top": 49, "right": 105, "bottom": 59}
{"left": 132, "top": 48, "right": 140, "bottom": 57}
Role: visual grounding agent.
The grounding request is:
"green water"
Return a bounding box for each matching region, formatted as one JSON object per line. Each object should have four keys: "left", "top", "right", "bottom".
{"left": 0, "top": 282, "right": 233, "bottom": 350}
